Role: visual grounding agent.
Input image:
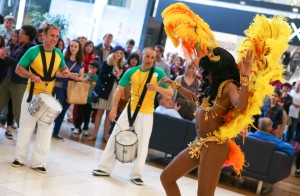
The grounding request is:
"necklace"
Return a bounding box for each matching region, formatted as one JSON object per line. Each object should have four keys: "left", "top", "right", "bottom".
{"left": 201, "top": 79, "right": 233, "bottom": 120}
{"left": 135, "top": 71, "right": 150, "bottom": 97}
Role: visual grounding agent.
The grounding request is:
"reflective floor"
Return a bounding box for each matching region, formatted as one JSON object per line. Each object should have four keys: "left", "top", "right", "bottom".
{"left": 0, "top": 126, "right": 243, "bottom": 196}
{"left": 0, "top": 117, "right": 299, "bottom": 196}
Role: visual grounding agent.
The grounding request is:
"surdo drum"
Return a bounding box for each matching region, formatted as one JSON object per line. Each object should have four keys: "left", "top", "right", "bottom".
{"left": 115, "top": 130, "right": 138, "bottom": 163}
{"left": 28, "top": 92, "right": 62, "bottom": 125}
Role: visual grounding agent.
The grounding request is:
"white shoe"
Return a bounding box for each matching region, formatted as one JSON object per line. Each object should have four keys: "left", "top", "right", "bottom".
{"left": 73, "top": 128, "right": 80, "bottom": 134}
{"left": 83, "top": 130, "right": 89, "bottom": 136}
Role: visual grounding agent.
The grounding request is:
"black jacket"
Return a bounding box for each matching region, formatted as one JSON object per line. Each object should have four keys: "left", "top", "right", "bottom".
{"left": 0, "top": 42, "right": 36, "bottom": 84}
{"left": 94, "top": 60, "right": 120, "bottom": 100}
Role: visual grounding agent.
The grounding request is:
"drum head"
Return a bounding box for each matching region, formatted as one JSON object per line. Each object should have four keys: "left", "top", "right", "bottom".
{"left": 39, "top": 93, "right": 62, "bottom": 112}
{"left": 116, "top": 131, "right": 137, "bottom": 146}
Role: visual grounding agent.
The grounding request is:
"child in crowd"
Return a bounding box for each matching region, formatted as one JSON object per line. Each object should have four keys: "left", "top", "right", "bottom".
{"left": 73, "top": 60, "right": 99, "bottom": 135}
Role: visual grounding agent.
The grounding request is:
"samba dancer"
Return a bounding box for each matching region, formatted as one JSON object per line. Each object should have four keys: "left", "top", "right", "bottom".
{"left": 92, "top": 47, "right": 173, "bottom": 185}
{"left": 160, "top": 48, "right": 253, "bottom": 195}
{"left": 11, "top": 25, "right": 69, "bottom": 174}
{"left": 159, "top": 3, "right": 291, "bottom": 196}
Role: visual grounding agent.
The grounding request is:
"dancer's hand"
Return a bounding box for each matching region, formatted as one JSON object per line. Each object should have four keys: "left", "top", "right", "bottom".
{"left": 147, "top": 83, "right": 158, "bottom": 91}
{"left": 239, "top": 50, "right": 255, "bottom": 76}
{"left": 159, "top": 77, "right": 173, "bottom": 85}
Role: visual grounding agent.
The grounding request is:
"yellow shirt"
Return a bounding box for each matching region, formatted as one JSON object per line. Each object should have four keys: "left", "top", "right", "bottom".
{"left": 119, "top": 65, "right": 168, "bottom": 114}
{"left": 19, "top": 45, "right": 66, "bottom": 94}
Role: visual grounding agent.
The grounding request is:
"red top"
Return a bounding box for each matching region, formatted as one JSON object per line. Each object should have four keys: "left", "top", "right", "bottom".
{"left": 83, "top": 53, "right": 97, "bottom": 73}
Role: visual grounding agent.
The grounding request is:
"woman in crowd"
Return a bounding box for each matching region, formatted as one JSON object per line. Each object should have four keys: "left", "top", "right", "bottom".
{"left": 170, "top": 56, "right": 184, "bottom": 80}
{"left": 52, "top": 39, "right": 84, "bottom": 140}
{"left": 5, "top": 29, "right": 19, "bottom": 55}
{"left": 89, "top": 45, "right": 125, "bottom": 141}
{"left": 83, "top": 41, "right": 97, "bottom": 73}
{"left": 3, "top": 29, "right": 19, "bottom": 135}
{"left": 55, "top": 37, "right": 65, "bottom": 53}
{"left": 78, "top": 36, "right": 87, "bottom": 48}
{"left": 72, "top": 40, "right": 97, "bottom": 127}
{"left": 172, "top": 62, "right": 200, "bottom": 121}
{"left": 0, "top": 25, "right": 37, "bottom": 140}
{"left": 124, "top": 53, "right": 140, "bottom": 71}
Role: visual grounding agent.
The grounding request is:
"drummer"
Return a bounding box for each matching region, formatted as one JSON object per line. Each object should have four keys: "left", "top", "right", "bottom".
{"left": 92, "top": 47, "right": 173, "bottom": 185}
{"left": 11, "top": 24, "right": 69, "bottom": 174}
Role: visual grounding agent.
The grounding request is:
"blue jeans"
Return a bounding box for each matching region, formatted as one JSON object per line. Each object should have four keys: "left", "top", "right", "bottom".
{"left": 53, "top": 87, "right": 70, "bottom": 137}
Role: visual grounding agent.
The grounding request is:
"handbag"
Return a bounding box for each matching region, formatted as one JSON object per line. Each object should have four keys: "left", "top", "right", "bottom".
{"left": 66, "top": 62, "right": 90, "bottom": 104}
{"left": 67, "top": 80, "right": 90, "bottom": 104}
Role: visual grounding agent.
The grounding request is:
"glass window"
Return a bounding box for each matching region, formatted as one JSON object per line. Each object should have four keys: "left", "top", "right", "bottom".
{"left": 108, "top": 0, "right": 131, "bottom": 7}
{"left": 72, "top": 0, "right": 95, "bottom": 3}
{"left": 0, "top": 0, "right": 20, "bottom": 21}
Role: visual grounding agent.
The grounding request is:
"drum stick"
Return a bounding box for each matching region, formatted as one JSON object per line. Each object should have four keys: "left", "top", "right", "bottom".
{"left": 114, "top": 120, "right": 124, "bottom": 131}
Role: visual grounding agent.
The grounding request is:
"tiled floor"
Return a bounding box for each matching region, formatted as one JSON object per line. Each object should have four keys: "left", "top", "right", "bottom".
{"left": 0, "top": 127, "right": 244, "bottom": 196}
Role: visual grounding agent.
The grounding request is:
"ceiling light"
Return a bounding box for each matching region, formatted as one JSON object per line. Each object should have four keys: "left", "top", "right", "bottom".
{"left": 293, "top": 7, "right": 299, "bottom": 12}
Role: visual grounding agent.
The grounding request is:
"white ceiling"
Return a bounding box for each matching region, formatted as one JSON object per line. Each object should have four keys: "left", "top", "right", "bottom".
{"left": 257, "top": 0, "right": 300, "bottom": 7}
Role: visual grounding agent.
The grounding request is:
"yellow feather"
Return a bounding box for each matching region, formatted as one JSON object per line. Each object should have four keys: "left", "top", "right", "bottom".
{"left": 162, "top": 2, "right": 218, "bottom": 60}
{"left": 215, "top": 15, "right": 292, "bottom": 140}
{"left": 162, "top": 4, "right": 292, "bottom": 142}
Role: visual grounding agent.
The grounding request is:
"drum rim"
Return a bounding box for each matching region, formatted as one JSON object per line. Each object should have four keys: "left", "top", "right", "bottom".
{"left": 115, "top": 131, "right": 138, "bottom": 146}
{"left": 37, "top": 92, "right": 62, "bottom": 110}
{"left": 115, "top": 141, "right": 138, "bottom": 146}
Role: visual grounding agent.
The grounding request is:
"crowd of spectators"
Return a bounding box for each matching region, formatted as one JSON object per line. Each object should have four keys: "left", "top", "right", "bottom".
{"left": 0, "top": 13, "right": 299, "bottom": 179}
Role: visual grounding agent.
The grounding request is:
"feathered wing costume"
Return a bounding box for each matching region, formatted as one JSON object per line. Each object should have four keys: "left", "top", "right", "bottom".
{"left": 162, "top": 3, "right": 218, "bottom": 61}
{"left": 162, "top": 3, "right": 291, "bottom": 175}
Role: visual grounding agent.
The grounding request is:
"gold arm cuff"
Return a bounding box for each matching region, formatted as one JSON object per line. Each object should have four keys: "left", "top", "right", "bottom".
{"left": 171, "top": 81, "right": 182, "bottom": 89}
{"left": 240, "top": 75, "right": 249, "bottom": 86}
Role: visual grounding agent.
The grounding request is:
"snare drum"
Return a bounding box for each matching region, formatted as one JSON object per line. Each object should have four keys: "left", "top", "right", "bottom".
{"left": 115, "top": 130, "right": 138, "bottom": 163}
{"left": 28, "top": 92, "right": 62, "bottom": 125}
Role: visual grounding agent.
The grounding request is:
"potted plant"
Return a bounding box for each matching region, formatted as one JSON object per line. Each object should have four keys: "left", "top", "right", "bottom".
{"left": 28, "top": 11, "right": 70, "bottom": 37}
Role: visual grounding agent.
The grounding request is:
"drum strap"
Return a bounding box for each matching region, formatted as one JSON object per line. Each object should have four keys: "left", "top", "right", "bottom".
{"left": 127, "top": 66, "right": 154, "bottom": 127}
{"left": 26, "top": 45, "right": 56, "bottom": 102}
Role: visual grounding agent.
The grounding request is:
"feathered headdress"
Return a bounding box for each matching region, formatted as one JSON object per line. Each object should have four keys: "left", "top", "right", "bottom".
{"left": 161, "top": 3, "right": 219, "bottom": 62}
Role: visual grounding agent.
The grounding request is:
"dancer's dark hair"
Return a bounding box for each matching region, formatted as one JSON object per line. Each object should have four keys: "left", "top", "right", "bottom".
{"left": 199, "top": 47, "right": 240, "bottom": 105}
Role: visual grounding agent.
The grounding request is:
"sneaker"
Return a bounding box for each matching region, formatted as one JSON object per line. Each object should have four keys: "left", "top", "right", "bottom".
{"left": 295, "top": 170, "right": 300, "bottom": 177}
{"left": 5, "top": 131, "right": 13, "bottom": 139}
{"left": 73, "top": 128, "right": 80, "bottom": 134}
{"left": 11, "top": 160, "right": 24, "bottom": 167}
{"left": 83, "top": 130, "right": 89, "bottom": 136}
{"left": 31, "top": 167, "right": 47, "bottom": 174}
{"left": 92, "top": 169, "right": 110, "bottom": 176}
{"left": 130, "top": 178, "right": 144, "bottom": 185}
{"left": 53, "top": 135, "right": 64, "bottom": 141}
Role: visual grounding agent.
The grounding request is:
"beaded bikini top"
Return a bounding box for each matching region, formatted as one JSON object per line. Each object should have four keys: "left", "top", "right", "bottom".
{"left": 200, "top": 79, "right": 234, "bottom": 120}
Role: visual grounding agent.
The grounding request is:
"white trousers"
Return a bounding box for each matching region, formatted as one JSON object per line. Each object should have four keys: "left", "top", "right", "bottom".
{"left": 98, "top": 110, "right": 153, "bottom": 179}
{"left": 15, "top": 92, "right": 53, "bottom": 167}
